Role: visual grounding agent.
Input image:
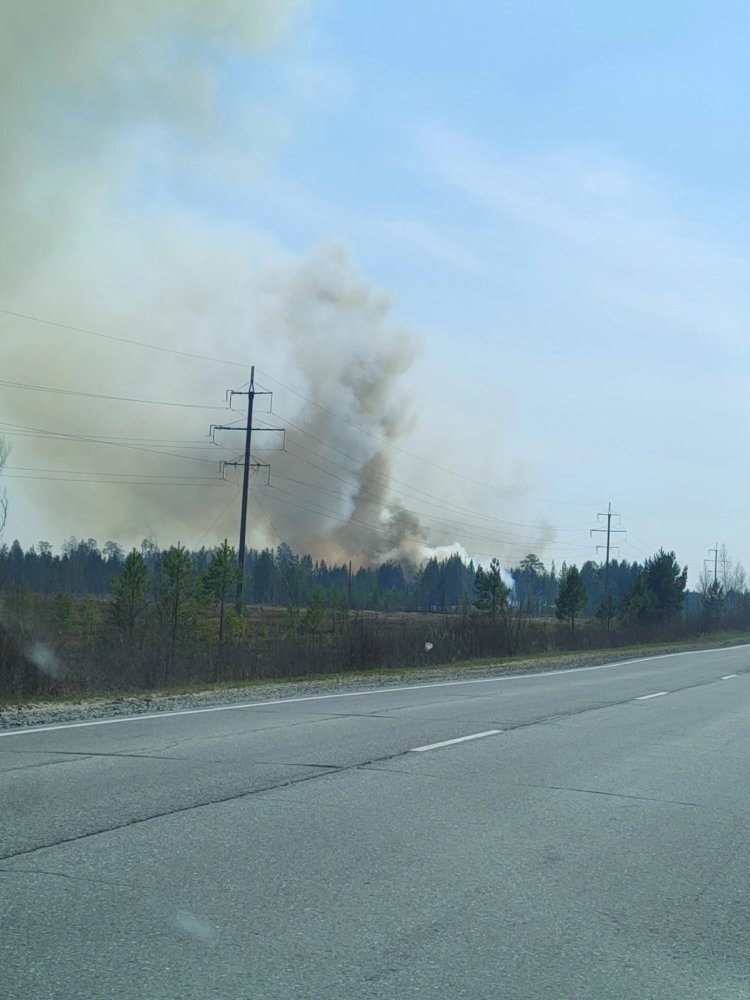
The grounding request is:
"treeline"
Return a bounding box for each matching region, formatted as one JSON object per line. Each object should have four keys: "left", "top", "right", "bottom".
{"left": 0, "top": 536, "right": 646, "bottom": 613}
{"left": 0, "top": 537, "right": 475, "bottom": 610}
{"left": 2, "top": 537, "right": 749, "bottom": 628}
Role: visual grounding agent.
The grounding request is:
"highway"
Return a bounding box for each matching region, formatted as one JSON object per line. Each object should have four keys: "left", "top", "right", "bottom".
{"left": 2, "top": 646, "right": 750, "bottom": 999}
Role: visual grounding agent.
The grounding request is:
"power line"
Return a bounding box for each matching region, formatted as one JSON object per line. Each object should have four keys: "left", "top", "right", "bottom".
{"left": 7, "top": 394, "right": 587, "bottom": 545}
{"left": 269, "top": 468, "right": 574, "bottom": 550}
{"left": 0, "top": 378, "right": 229, "bottom": 411}
{"left": 273, "top": 445, "right": 585, "bottom": 555}
{"left": 623, "top": 537, "right": 650, "bottom": 558}
{"left": 252, "top": 493, "right": 285, "bottom": 546}
{"left": 267, "top": 411, "right": 591, "bottom": 531}
{"left": 3, "top": 472, "right": 228, "bottom": 486}
{"left": 283, "top": 441, "right": 588, "bottom": 537}
{"left": 260, "top": 480, "right": 587, "bottom": 555}
{"left": 261, "top": 426, "right": 587, "bottom": 539}
{"left": 0, "top": 307, "right": 249, "bottom": 369}
{"left": 620, "top": 517, "right": 660, "bottom": 555}
{"left": 261, "top": 383, "right": 598, "bottom": 508}
{"left": 0, "top": 420, "right": 229, "bottom": 449}
{"left": 5, "top": 464, "right": 220, "bottom": 480}
{"left": 4, "top": 306, "right": 604, "bottom": 512}
{"left": 193, "top": 485, "right": 243, "bottom": 550}
{"left": 5, "top": 304, "right": 599, "bottom": 508}
{"left": 0, "top": 419, "right": 224, "bottom": 466}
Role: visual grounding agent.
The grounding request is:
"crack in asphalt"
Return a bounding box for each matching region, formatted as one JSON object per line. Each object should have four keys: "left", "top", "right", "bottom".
{"left": 0, "top": 757, "right": 93, "bottom": 774}
{"left": 542, "top": 784, "right": 702, "bottom": 808}
{"left": 358, "top": 764, "right": 435, "bottom": 776}
{"left": 2, "top": 749, "right": 183, "bottom": 762}
{"left": 1, "top": 664, "right": 743, "bottom": 863}
{"left": 309, "top": 712, "right": 399, "bottom": 719}
{"left": 0, "top": 749, "right": 412, "bottom": 863}
{"left": 0, "top": 866, "right": 143, "bottom": 890}
{"left": 244, "top": 760, "right": 343, "bottom": 769}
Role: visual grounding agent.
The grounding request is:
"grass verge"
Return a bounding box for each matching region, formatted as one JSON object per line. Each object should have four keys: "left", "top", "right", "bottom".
{"left": 3, "top": 629, "right": 750, "bottom": 714}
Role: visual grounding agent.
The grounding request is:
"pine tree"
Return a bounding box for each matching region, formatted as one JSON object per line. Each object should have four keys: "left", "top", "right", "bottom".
{"left": 302, "top": 586, "right": 326, "bottom": 634}
{"left": 474, "top": 558, "right": 510, "bottom": 623}
{"left": 595, "top": 592, "right": 618, "bottom": 630}
{"left": 156, "top": 543, "right": 197, "bottom": 671}
{"left": 111, "top": 550, "right": 149, "bottom": 642}
{"left": 644, "top": 549, "right": 688, "bottom": 620}
{"left": 203, "top": 539, "right": 240, "bottom": 643}
{"left": 555, "top": 566, "right": 586, "bottom": 634}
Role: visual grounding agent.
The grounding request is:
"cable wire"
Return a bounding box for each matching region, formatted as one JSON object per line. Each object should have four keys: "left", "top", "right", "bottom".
{"left": 1, "top": 307, "right": 249, "bottom": 369}
{"left": 0, "top": 378, "right": 229, "bottom": 411}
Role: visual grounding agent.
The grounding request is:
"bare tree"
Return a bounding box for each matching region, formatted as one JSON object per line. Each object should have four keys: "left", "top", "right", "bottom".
{"left": 718, "top": 545, "right": 748, "bottom": 621}
{"left": 719, "top": 545, "right": 747, "bottom": 595}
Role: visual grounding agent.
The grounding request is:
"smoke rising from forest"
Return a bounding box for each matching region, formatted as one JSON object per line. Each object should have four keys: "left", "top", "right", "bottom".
{"left": 0, "top": 0, "right": 430, "bottom": 565}
{"left": 1, "top": 1, "right": 547, "bottom": 568}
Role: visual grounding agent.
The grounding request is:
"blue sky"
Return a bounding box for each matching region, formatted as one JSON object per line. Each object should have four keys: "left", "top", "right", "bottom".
{"left": 3, "top": 0, "right": 749, "bottom": 581}
{"left": 198, "top": 0, "right": 750, "bottom": 577}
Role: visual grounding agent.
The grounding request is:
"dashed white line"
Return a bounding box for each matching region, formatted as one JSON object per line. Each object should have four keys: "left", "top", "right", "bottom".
{"left": 721, "top": 674, "right": 738, "bottom": 680}
{"left": 636, "top": 692, "right": 668, "bottom": 700}
{"left": 410, "top": 730, "right": 502, "bottom": 753}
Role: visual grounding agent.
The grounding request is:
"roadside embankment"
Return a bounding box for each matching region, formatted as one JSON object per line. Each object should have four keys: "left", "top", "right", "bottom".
{"left": 3, "top": 635, "right": 748, "bottom": 730}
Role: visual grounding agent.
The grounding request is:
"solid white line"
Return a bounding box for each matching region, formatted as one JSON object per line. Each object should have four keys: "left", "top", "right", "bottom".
{"left": 636, "top": 691, "right": 668, "bottom": 700}
{"left": 1, "top": 643, "right": 747, "bottom": 739}
{"left": 722, "top": 674, "right": 739, "bottom": 680}
{"left": 410, "top": 730, "right": 502, "bottom": 753}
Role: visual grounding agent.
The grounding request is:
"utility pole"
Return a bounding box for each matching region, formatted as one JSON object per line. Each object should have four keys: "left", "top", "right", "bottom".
{"left": 705, "top": 544, "right": 722, "bottom": 627}
{"left": 590, "top": 502, "right": 625, "bottom": 626}
{"left": 706, "top": 543, "right": 719, "bottom": 586}
{"left": 210, "top": 367, "right": 283, "bottom": 606}
{"left": 236, "top": 370, "right": 255, "bottom": 602}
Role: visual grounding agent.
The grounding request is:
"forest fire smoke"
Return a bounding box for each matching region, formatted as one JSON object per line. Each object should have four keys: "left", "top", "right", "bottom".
{"left": 1, "top": 1, "right": 549, "bottom": 569}
{"left": 0, "top": 1, "right": 435, "bottom": 565}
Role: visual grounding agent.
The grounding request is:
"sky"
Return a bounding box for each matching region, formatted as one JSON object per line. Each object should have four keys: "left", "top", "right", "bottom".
{"left": 1, "top": 0, "right": 749, "bottom": 584}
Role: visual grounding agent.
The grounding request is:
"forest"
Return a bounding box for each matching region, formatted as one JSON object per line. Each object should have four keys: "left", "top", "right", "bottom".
{"left": 2, "top": 534, "right": 749, "bottom": 702}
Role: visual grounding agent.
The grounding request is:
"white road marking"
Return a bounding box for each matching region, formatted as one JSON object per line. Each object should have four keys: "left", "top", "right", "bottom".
{"left": 722, "top": 674, "right": 738, "bottom": 680}
{"left": 1, "top": 643, "right": 747, "bottom": 739}
{"left": 636, "top": 692, "right": 668, "bottom": 700}
{"left": 410, "top": 730, "right": 502, "bottom": 753}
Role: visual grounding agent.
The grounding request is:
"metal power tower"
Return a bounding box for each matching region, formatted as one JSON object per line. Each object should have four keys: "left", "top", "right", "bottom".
{"left": 706, "top": 543, "right": 720, "bottom": 587}
{"left": 210, "top": 366, "right": 284, "bottom": 605}
{"left": 590, "top": 502, "right": 625, "bottom": 615}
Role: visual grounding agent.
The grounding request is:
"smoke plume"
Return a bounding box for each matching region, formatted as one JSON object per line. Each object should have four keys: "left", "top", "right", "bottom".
{"left": 0, "top": 1, "right": 436, "bottom": 565}
{"left": 1, "top": 1, "right": 550, "bottom": 569}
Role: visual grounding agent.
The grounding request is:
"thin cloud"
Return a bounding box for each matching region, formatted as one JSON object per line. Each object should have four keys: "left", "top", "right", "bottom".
{"left": 419, "top": 125, "right": 750, "bottom": 350}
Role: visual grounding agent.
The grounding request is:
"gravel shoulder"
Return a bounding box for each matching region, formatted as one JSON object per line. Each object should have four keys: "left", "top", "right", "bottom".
{"left": 3, "top": 637, "right": 748, "bottom": 731}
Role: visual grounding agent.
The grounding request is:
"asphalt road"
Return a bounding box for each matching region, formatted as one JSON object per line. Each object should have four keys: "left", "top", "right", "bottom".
{"left": 2, "top": 646, "right": 750, "bottom": 999}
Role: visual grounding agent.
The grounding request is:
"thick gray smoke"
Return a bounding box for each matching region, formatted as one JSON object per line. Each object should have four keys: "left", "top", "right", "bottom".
{"left": 0, "top": 1, "right": 436, "bottom": 564}
{"left": 259, "top": 247, "right": 425, "bottom": 565}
